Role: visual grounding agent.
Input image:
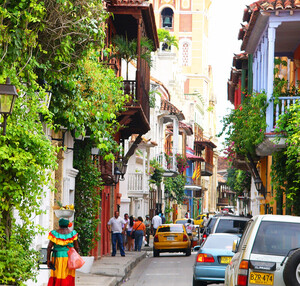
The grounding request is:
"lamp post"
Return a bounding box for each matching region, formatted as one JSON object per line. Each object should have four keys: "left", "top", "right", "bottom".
{"left": 0, "top": 78, "right": 18, "bottom": 135}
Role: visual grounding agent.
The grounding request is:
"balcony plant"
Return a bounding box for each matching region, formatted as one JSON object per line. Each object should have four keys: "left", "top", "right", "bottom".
{"left": 175, "top": 153, "right": 189, "bottom": 174}
{"left": 219, "top": 92, "right": 268, "bottom": 160}
{"left": 148, "top": 159, "right": 164, "bottom": 186}
{"left": 111, "top": 34, "right": 153, "bottom": 80}
{"left": 164, "top": 174, "right": 187, "bottom": 204}
{"left": 157, "top": 28, "right": 178, "bottom": 51}
{"left": 271, "top": 101, "right": 300, "bottom": 215}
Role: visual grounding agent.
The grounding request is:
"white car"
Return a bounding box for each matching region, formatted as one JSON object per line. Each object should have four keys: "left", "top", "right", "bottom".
{"left": 225, "top": 214, "right": 300, "bottom": 286}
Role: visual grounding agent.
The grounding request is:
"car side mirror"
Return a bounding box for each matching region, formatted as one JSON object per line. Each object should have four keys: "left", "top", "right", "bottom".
{"left": 194, "top": 245, "right": 201, "bottom": 252}
{"left": 232, "top": 240, "right": 238, "bottom": 253}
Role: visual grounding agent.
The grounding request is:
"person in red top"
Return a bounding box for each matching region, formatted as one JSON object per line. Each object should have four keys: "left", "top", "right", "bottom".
{"left": 130, "top": 216, "right": 146, "bottom": 251}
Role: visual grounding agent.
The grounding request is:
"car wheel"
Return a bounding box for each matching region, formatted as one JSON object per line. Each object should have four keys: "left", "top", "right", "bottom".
{"left": 192, "top": 278, "right": 206, "bottom": 286}
{"left": 283, "top": 248, "right": 300, "bottom": 285}
{"left": 186, "top": 247, "right": 191, "bottom": 256}
{"left": 153, "top": 248, "right": 159, "bottom": 257}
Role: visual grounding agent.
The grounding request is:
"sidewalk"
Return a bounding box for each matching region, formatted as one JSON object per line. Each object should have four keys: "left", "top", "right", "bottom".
{"left": 76, "top": 245, "right": 152, "bottom": 286}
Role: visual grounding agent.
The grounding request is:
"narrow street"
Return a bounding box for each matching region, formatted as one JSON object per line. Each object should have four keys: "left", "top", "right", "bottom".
{"left": 122, "top": 251, "right": 223, "bottom": 286}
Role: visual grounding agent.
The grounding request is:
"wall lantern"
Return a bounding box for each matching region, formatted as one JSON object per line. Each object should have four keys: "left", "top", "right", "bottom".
{"left": 0, "top": 78, "right": 18, "bottom": 135}
{"left": 254, "top": 177, "right": 265, "bottom": 194}
{"left": 114, "top": 160, "right": 128, "bottom": 182}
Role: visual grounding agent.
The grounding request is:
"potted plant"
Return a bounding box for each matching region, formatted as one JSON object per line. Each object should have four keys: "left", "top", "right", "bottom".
{"left": 73, "top": 140, "right": 102, "bottom": 273}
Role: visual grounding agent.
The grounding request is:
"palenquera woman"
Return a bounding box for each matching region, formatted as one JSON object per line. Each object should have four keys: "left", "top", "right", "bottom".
{"left": 47, "top": 218, "right": 79, "bottom": 286}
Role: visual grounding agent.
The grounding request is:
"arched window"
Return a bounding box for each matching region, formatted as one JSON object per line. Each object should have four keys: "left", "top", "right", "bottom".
{"left": 180, "top": 39, "right": 192, "bottom": 66}
{"left": 161, "top": 8, "right": 173, "bottom": 28}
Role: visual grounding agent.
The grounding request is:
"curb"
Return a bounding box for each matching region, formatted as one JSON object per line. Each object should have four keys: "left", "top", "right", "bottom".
{"left": 116, "top": 251, "right": 147, "bottom": 286}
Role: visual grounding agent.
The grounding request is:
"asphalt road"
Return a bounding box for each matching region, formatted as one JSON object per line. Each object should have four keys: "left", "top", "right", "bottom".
{"left": 122, "top": 251, "right": 223, "bottom": 286}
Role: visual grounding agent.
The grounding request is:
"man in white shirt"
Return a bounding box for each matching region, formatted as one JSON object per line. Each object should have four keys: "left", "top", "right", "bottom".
{"left": 151, "top": 211, "right": 162, "bottom": 235}
{"left": 107, "top": 211, "right": 127, "bottom": 256}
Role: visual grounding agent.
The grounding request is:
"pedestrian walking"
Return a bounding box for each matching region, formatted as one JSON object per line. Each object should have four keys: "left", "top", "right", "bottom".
{"left": 185, "top": 218, "right": 194, "bottom": 238}
{"left": 131, "top": 216, "right": 146, "bottom": 251}
{"left": 202, "top": 213, "right": 209, "bottom": 227}
{"left": 127, "top": 215, "right": 135, "bottom": 251}
{"left": 47, "top": 218, "right": 79, "bottom": 286}
{"left": 151, "top": 211, "right": 162, "bottom": 236}
{"left": 144, "top": 215, "right": 151, "bottom": 246}
{"left": 107, "top": 211, "right": 127, "bottom": 257}
{"left": 160, "top": 212, "right": 166, "bottom": 224}
{"left": 123, "top": 213, "right": 129, "bottom": 249}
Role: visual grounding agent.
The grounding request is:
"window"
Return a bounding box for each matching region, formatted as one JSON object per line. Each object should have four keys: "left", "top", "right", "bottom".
{"left": 180, "top": 39, "right": 192, "bottom": 66}
{"left": 252, "top": 221, "right": 300, "bottom": 256}
{"left": 161, "top": 8, "right": 173, "bottom": 28}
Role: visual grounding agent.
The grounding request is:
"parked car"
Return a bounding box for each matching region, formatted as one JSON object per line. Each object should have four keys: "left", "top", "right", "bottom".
{"left": 153, "top": 224, "right": 191, "bottom": 257}
{"left": 225, "top": 214, "right": 300, "bottom": 286}
{"left": 193, "top": 233, "right": 240, "bottom": 286}
{"left": 211, "top": 216, "right": 250, "bottom": 235}
{"left": 200, "top": 214, "right": 233, "bottom": 243}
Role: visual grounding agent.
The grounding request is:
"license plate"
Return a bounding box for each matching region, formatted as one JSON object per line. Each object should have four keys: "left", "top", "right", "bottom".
{"left": 220, "top": 256, "right": 232, "bottom": 264}
{"left": 249, "top": 272, "right": 274, "bottom": 285}
{"left": 167, "top": 236, "right": 175, "bottom": 241}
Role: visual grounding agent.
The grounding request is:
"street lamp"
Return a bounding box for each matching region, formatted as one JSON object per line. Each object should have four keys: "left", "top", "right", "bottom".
{"left": 0, "top": 78, "right": 18, "bottom": 135}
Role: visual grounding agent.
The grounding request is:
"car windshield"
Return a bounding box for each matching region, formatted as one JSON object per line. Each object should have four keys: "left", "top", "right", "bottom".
{"left": 203, "top": 235, "right": 238, "bottom": 250}
{"left": 176, "top": 220, "right": 187, "bottom": 224}
{"left": 215, "top": 219, "right": 248, "bottom": 234}
{"left": 158, "top": 225, "right": 184, "bottom": 233}
{"left": 252, "top": 221, "right": 300, "bottom": 256}
{"left": 207, "top": 217, "right": 217, "bottom": 228}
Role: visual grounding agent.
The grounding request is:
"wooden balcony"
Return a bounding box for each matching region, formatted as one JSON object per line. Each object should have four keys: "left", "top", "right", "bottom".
{"left": 105, "top": 0, "right": 158, "bottom": 140}
{"left": 201, "top": 161, "right": 213, "bottom": 176}
{"left": 118, "top": 79, "right": 150, "bottom": 139}
{"left": 217, "top": 197, "right": 229, "bottom": 206}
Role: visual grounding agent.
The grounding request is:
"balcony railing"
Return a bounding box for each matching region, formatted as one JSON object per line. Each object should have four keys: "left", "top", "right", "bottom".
{"left": 122, "top": 78, "right": 150, "bottom": 121}
{"left": 217, "top": 197, "right": 229, "bottom": 206}
{"left": 270, "top": 96, "right": 300, "bottom": 132}
{"left": 156, "top": 153, "right": 177, "bottom": 173}
{"left": 127, "top": 173, "right": 148, "bottom": 196}
{"left": 201, "top": 162, "right": 213, "bottom": 176}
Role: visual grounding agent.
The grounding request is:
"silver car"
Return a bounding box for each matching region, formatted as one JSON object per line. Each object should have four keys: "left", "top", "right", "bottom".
{"left": 225, "top": 214, "right": 300, "bottom": 286}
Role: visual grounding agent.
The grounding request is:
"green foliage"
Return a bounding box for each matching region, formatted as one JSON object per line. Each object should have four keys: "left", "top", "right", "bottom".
{"left": 73, "top": 140, "right": 102, "bottom": 256}
{"left": 0, "top": 238, "right": 39, "bottom": 285}
{"left": 164, "top": 174, "right": 187, "bottom": 204}
{"left": 157, "top": 29, "right": 179, "bottom": 50}
{"left": 148, "top": 159, "right": 164, "bottom": 186}
{"left": 50, "top": 51, "right": 127, "bottom": 159}
{"left": 219, "top": 92, "right": 268, "bottom": 159}
{"left": 0, "top": 0, "right": 121, "bottom": 282}
{"left": 227, "top": 167, "right": 251, "bottom": 197}
{"left": 272, "top": 102, "right": 300, "bottom": 214}
{"left": 0, "top": 77, "right": 58, "bottom": 284}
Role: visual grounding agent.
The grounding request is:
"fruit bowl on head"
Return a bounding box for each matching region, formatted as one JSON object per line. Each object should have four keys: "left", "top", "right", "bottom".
{"left": 54, "top": 209, "right": 75, "bottom": 219}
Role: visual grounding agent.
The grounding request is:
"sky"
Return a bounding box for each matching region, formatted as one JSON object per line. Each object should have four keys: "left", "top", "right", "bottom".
{"left": 208, "top": 0, "right": 253, "bottom": 150}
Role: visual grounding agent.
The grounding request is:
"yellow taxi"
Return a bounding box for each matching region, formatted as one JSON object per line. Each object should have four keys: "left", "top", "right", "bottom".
{"left": 194, "top": 214, "right": 206, "bottom": 226}
{"left": 153, "top": 224, "right": 191, "bottom": 257}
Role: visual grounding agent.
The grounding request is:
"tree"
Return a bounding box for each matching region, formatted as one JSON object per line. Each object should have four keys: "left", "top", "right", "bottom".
{"left": 157, "top": 29, "right": 179, "bottom": 50}
{"left": 111, "top": 35, "right": 153, "bottom": 80}
{"left": 0, "top": 0, "right": 127, "bottom": 283}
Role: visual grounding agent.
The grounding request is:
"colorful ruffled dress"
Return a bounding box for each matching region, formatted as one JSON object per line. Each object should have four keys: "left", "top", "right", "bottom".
{"left": 48, "top": 230, "right": 78, "bottom": 286}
